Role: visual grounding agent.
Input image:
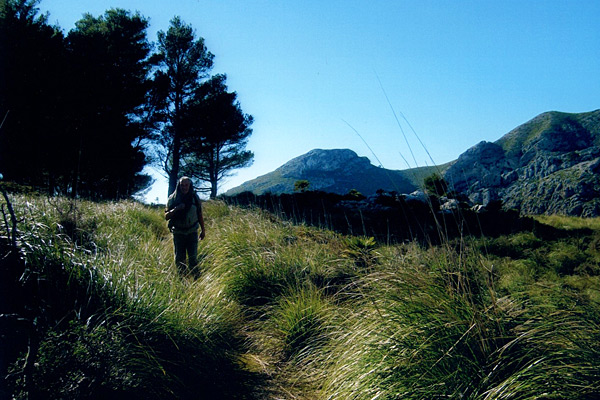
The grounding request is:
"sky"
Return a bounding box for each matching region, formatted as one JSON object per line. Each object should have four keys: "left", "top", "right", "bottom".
{"left": 39, "top": 0, "right": 600, "bottom": 203}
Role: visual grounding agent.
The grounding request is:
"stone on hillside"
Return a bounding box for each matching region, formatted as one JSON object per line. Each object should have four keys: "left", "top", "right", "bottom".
{"left": 444, "top": 110, "right": 600, "bottom": 217}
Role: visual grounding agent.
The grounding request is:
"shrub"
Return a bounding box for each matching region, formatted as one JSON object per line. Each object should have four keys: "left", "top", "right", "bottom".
{"left": 294, "top": 179, "right": 310, "bottom": 193}
{"left": 423, "top": 173, "right": 448, "bottom": 197}
{"left": 343, "top": 236, "right": 378, "bottom": 270}
{"left": 548, "top": 241, "right": 588, "bottom": 275}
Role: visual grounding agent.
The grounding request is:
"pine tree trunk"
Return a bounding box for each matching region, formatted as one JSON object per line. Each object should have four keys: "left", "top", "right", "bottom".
{"left": 169, "top": 133, "right": 180, "bottom": 195}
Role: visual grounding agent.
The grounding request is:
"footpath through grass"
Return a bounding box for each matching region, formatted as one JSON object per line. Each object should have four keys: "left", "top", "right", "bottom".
{"left": 1, "top": 193, "right": 599, "bottom": 399}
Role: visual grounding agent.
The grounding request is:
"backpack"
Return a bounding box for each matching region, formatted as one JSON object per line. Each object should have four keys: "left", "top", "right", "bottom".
{"left": 168, "top": 193, "right": 201, "bottom": 231}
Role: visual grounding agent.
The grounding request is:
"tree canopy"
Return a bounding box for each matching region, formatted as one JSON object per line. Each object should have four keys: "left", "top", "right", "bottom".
{"left": 180, "top": 74, "right": 254, "bottom": 199}
{"left": 1, "top": 1, "right": 254, "bottom": 200}
{"left": 151, "top": 16, "right": 215, "bottom": 196}
{"left": 0, "top": 1, "right": 153, "bottom": 199}
{"left": 65, "top": 8, "right": 153, "bottom": 199}
{"left": 0, "top": 0, "right": 69, "bottom": 192}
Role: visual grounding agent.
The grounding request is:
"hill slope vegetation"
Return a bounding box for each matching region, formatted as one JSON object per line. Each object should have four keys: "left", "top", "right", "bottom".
{"left": 2, "top": 192, "right": 600, "bottom": 399}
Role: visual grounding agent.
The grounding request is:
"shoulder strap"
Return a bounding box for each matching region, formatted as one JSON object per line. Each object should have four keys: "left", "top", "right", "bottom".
{"left": 194, "top": 193, "right": 202, "bottom": 215}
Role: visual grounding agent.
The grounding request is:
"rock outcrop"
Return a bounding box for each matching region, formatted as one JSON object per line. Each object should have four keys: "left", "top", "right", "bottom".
{"left": 444, "top": 110, "right": 600, "bottom": 216}
{"left": 226, "top": 110, "right": 600, "bottom": 217}
{"left": 225, "top": 149, "right": 433, "bottom": 196}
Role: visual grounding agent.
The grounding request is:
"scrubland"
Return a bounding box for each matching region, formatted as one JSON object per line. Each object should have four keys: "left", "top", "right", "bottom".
{"left": 2, "top": 193, "right": 599, "bottom": 399}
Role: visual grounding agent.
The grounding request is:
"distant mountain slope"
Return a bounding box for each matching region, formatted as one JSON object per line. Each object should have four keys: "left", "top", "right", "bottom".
{"left": 225, "top": 110, "right": 600, "bottom": 217}
{"left": 444, "top": 110, "right": 600, "bottom": 216}
{"left": 224, "top": 149, "right": 441, "bottom": 196}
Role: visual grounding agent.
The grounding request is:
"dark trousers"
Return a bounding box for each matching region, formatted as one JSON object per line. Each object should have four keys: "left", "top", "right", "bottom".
{"left": 173, "top": 231, "right": 198, "bottom": 273}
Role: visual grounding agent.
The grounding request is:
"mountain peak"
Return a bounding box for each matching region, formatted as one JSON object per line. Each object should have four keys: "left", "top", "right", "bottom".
{"left": 496, "top": 110, "right": 600, "bottom": 157}
{"left": 225, "top": 109, "right": 600, "bottom": 217}
{"left": 277, "top": 149, "right": 371, "bottom": 177}
{"left": 445, "top": 109, "right": 600, "bottom": 216}
{"left": 225, "top": 148, "right": 423, "bottom": 196}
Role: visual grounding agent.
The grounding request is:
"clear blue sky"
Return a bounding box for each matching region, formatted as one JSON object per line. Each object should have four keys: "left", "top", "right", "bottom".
{"left": 40, "top": 0, "right": 600, "bottom": 203}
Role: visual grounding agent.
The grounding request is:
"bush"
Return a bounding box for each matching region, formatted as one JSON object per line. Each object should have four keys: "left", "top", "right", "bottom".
{"left": 343, "top": 236, "right": 378, "bottom": 270}
{"left": 423, "top": 173, "right": 448, "bottom": 197}
{"left": 548, "top": 241, "right": 588, "bottom": 275}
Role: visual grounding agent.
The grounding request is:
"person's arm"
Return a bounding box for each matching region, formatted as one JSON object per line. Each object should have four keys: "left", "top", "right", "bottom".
{"left": 197, "top": 199, "right": 205, "bottom": 240}
{"left": 165, "top": 203, "right": 184, "bottom": 220}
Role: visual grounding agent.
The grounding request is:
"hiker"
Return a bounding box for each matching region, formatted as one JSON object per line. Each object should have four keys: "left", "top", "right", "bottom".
{"left": 165, "top": 177, "right": 205, "bottom": 274}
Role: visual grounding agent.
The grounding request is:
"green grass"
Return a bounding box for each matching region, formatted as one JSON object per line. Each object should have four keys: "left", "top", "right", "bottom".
{"left": 534, "top": 214, "right": 600, "bottom": 231}
{"left": 3, "top": 196, "right": 248, "bottom": 399}
{"left": 2, "top": 193, "right": 600, "bottom": 399}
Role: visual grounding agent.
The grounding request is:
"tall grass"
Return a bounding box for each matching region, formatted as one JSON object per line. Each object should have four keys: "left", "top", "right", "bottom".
{"left": 3, "top": 195, "right": 249, "bottom": 399}
{"left": 2, "top": 192, "right": 599, "bottom": 399}
{"left": 318, "top": 242, "right": 600, "bottom": 399}
{"left": 534, "top": 214, "right": 600, "bottom": 231}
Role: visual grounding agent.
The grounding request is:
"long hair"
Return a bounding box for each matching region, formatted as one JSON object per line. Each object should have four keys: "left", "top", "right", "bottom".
{"left": 170, "top": 177, "right": 195, "bottom": 212}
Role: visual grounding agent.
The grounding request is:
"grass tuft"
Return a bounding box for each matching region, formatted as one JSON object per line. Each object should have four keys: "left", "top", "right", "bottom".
{"left": 2, "top": 193, "right": 600, "bottom": 399}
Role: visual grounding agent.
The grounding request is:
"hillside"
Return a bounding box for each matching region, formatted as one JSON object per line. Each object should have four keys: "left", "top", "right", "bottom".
{"left": 2, "top": 192, "right": 600, "bottom": 399}
{"left": 444, "top": 109, "right": 600, "bottom": 216}
{"left": 224, "top": 148, "right": 443, "bottom": 196}
{"left": 227, "top": 110, "right": 600, "bottom": 217}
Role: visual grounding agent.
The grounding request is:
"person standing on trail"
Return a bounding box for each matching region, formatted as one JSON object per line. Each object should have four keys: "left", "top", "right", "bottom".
{"left": 165, "top": 177, "right": 205, "bottom": 274}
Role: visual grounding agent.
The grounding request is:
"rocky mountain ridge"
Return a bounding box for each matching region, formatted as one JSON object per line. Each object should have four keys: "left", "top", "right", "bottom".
{"left": 445, "top": 110, "right": 600, "bottom": 216}
{"left": 225, "top": 148, "right": 439, "bottom": 197}
{"left": 225, "top": 109, "right": 600, "bottom": 217}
